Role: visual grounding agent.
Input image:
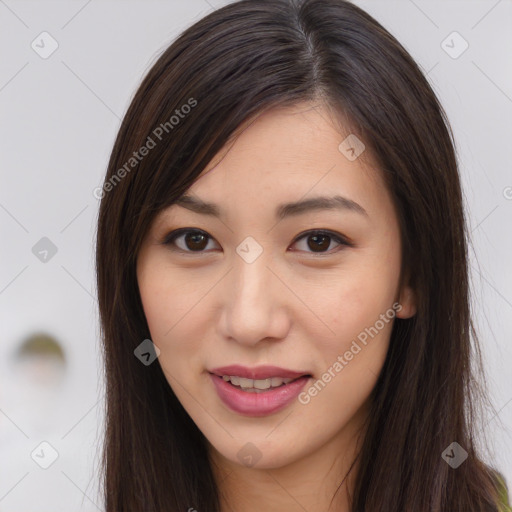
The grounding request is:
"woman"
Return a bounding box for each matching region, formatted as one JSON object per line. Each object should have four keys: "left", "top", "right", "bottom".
{"left": 95, "top": 0, "right": 511, "bottom": 510}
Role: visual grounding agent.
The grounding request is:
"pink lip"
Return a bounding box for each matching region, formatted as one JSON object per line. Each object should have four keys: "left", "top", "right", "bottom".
{"left": 208, "top": 365, "right": 311, "bottom": 417}
{"left": 210, "top": 364, "right": 309, "bottom": 380}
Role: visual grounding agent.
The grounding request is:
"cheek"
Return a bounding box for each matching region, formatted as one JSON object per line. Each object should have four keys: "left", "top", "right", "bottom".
{"left": 313, "top": 269, "right": 398, "bottom": 347}
{"left": 302, "top": 247, "right": 400, "bottom": 382}
{"left": 138, "top": 276, "right": 171, "bottom": 341}
{"left": 297, "top": 275, "right": 396, "bottom": 429}
{"left": 137, "top": 261, "right": 211, "bottom": 376}
{"left": 138, "top": 255, "right": 199, "bottom": 338}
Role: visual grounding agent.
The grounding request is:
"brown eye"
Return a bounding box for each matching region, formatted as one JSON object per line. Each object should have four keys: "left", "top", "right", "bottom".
{"left": 163, "top": 229, "right": 218, "bottom": 252}
{"left": 292, "top": 230, "right": 351, "bottom": 254}
{"left": 307, "top": 233, "right": 331, "bottom": 252}
{"left": 183, "top": 232, "right": 208, "bottom": 251}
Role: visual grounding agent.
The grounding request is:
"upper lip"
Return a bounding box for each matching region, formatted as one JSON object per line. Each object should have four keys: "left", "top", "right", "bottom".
{"left": 209, "top": 365, "right": 310, "bottom": 380}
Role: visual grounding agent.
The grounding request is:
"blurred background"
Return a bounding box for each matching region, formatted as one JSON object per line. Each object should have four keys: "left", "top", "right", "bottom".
{"left": 1, "top": 0, "right": 511, "bottom": 510}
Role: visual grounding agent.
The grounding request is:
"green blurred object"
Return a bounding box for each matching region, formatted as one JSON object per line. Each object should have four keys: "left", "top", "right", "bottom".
{"left": 18, "top": 332, "right": 65, "bottom": 360}
{"left": 14, "top": 332, "right": 66, "bottom": 386}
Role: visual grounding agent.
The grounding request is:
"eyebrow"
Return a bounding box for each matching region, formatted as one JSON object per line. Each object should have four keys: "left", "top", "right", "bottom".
{"left": 174, "top": 194, "right": 368, "bottom": 220}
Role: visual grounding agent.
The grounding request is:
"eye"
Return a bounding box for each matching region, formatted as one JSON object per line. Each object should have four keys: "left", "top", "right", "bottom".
{"left": 290, "top": 230, "right": 352, "bottom": 254}
{"left": 162, "top": 228, "right": 219, "bottom": 253}
{"left": 161, "top": 228, "right": 352, "bottom": 254}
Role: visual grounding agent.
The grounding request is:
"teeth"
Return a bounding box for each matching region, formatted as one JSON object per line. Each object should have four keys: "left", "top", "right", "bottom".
{"left": 271, "top": 377, "right": 290, "bottom": 387}
{"left": 236, "top": 377, "right": 252, "bottom": 388}
{"left": 221, "top": 375, "right": 294, "bottom": 390}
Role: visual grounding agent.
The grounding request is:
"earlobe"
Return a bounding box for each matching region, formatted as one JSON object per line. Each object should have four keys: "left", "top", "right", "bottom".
{"left": 396, "top": 286, "right": 417, "bottom": 319}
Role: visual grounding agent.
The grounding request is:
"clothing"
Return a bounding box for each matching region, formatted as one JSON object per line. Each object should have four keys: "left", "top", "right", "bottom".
{"left": 496, "top": 472, "right": 512, "bottom": 512}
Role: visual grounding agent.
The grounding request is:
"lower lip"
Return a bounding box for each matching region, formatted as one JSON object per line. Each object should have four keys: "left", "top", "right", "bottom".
{"left": 209, "top": 373, "right": 310, "bottom": 417}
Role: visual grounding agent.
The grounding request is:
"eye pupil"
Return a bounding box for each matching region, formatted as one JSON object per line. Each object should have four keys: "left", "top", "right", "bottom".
{"left": 185, "top": 232, "right": 208, "bottom": 251}
{"left": 308, "top": 234, "right": 330, "bottom": 252}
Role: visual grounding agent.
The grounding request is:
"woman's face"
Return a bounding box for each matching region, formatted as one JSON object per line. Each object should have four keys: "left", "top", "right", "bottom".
{"left": 137, "top": 102, "right": 416, "bottom": 472}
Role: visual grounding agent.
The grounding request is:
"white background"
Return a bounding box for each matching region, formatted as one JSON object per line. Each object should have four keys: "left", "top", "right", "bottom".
{"left": 1, "top": 0, "right": 511, "bottom": 510}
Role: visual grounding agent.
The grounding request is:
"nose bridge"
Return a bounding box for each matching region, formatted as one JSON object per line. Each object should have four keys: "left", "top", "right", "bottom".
{"left": 221, "top": 243, "right": 287, "bottom": 345}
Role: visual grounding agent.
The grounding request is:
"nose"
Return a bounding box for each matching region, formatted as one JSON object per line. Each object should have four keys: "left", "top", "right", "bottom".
{"left": 218, "top": 249, "right": 291, "bottom": 347}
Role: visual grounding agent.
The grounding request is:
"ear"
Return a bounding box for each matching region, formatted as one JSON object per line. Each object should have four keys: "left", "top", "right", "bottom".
{"left": 395, "top": 284, "right": 417, "bottom": 319}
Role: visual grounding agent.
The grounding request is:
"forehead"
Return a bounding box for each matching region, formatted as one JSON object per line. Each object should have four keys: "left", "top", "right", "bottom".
{"left": 183, "top": 103, "right": 388, "bottom": 220}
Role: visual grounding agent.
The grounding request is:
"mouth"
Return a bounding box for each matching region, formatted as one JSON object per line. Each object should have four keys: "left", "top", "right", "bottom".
{"left": 210, "top": 372, "right": 311, "bottom": 417}
{"left": 208, "top": 365, "right": 312, "bottom": 416}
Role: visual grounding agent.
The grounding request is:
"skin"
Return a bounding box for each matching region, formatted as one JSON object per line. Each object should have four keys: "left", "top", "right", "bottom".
{"left": 137, "top": 102, "right": 417, "bottom": 512}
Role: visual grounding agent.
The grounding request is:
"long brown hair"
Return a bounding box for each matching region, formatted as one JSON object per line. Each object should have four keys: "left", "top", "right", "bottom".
{"left": 95, "top": 0, "right": 508, "bottom": 509}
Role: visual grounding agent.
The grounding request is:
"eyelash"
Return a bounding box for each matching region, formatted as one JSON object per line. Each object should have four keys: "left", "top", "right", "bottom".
{"left": 160, "top": 228, "right": 353, "bottom": 256}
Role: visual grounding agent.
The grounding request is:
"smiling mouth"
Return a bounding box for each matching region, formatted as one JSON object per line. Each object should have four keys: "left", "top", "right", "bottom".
{"left": 208, "top": 371, "right": 312, "bottom": 416}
